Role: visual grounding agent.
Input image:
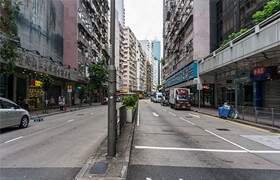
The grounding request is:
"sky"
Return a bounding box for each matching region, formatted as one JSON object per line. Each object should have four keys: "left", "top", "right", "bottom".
{"left": 124, "top": 0, "right": 163, "bottom": 56}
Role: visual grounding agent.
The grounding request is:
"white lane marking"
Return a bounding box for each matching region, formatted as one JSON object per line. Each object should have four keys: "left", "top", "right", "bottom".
{"left": 169, "top": 112, "right": 176, "bottom": 116}
{"left": 4, "top": 136, "right": 23, "bottom": 143}
{"left": 189, "top": 113, "right": 200, "bottom": 118}
{"left": 204, "top": 129, "right": 250, "bottom": 152}
{"left": 249, "top": 151, "right": 280, "bottom": 154}
{"left": 179, "top": 117, "right": 195, "bottom": 125}
{"left": 152, "top": 112, "right": 159, "bottom": 117}
{"left": 135, "top": 146, "right": 280, "bottom": 154}
{"left": 67, "top": 119, "right": 74, "bottom": 122}
{"left": 90, "top": 113, "right": 94, "bottom": 115}
{"left": 135, "top": 146, "right": 247, "bottom": 153}
{"left": 146, "top": 178, "right": 152, "bottom": 180}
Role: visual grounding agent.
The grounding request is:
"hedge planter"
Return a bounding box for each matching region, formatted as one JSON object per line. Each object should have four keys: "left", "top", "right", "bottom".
{"left": 126, "top": 109, "right": 133, "bottom": 122}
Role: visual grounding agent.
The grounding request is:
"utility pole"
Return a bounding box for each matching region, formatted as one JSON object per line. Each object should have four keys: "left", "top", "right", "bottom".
{"left": 108, "top": 0, "right": 116, "bottom": 157}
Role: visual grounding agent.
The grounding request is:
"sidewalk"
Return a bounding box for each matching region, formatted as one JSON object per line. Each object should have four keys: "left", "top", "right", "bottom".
{"left": 29, "top": 103, "right": 101, "bottom": 119}
{"left": 75, "top": 120, "right": 135, "bottom": 180}
{"left": 191, "top": 106, "right": 280, "bottom": 133}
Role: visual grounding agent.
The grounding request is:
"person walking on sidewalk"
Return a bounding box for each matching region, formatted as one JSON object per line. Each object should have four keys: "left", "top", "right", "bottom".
{"left": 50, "top": 96, "right": 55, "bottom": 109}
{"left": 23, "top": 97, "right": 30, "bottom": 111}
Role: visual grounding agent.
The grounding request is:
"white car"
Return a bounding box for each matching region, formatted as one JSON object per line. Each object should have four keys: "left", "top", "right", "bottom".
{"left": 0, "top": 97, "right": 30, "bottom": 129}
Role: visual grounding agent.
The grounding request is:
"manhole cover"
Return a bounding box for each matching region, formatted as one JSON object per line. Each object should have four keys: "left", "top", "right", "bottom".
{"left": 216, "top": 128, "right": 230, "bottom": 131}
{"left": 185, "top": 116, "right": 193, "bottom": 118}
{"left": 90, "top": 162, "right": 108, "bottom": 174}
{"left": 162, "top": 130, "right": 174, "bottom": 132}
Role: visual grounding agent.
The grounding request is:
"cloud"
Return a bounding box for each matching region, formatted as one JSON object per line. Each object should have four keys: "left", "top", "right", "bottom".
{"left": 124, "top": 0, "right": 163, "bottom": 44}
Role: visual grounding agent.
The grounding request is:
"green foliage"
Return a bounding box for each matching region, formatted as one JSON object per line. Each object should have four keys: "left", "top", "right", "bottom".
{"left": 252, "top": 0, "right": 280, "bottom": 25}
{"left": 77, "top": 85, "right": 87, "bottom": 102}
{"left": 161, "top": 58, "right": 165, "bottom": 66}
{"left": 219, "top": 28, "right": 248, "bottom": 47}
{"left": 41, "top": 74, "right": 54, "bottom": 92}
{"left": 122, "top": 96, "right": 138, "bottom": 109}
{"left": 157, "top": 84, "right": 163, "bottom": 90}
{"left": 87, "top": 60, "right": 108, "bottom": 93}
{"left": 0, "top": 0, "right": 22, "bottom": 76}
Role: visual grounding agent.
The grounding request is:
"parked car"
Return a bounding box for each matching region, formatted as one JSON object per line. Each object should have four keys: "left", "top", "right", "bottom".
{"left": 0, "top": 97, "right": 30, "bottom": 129}
{"left": 161, "top": 96, "right": 169, "bottom": 106}
{"left": 101, "top": 97, "right": 108, "bottom": 105}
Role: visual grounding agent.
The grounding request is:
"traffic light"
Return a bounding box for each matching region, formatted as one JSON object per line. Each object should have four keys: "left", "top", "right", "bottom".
{"left": 77, "top": 86, "right": 82, "bottom": 90}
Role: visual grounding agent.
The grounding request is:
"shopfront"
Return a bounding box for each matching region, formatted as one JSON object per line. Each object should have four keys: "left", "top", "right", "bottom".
{"left": 29, "top": 80, "right": 43, "bottom": 109}
{"left": 233, "top": 66, "right": 280, "bottom": 108}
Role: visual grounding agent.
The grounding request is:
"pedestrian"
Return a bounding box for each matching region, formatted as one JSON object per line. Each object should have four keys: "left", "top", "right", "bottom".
{"left": 50, "top": 96, "right": 55, "bottom": 109}
{"left": 17, "top": 96, "right": 23, "bottom": 107}
{"left": 23, "top": 97, "right": 30, "bottom": 111}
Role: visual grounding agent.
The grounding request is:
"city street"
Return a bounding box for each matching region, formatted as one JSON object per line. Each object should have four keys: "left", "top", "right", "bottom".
{"left": 0, "top": 105, "right": 108, "bottom": 180}
{"left": 128, "top": 100, "right": 280, "bottom": 180}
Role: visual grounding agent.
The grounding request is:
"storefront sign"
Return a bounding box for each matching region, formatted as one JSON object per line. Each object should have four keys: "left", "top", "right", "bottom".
{"left": 166, "top": 62, "right": 198, "bottom": 88}
{"left": 31, "top": 80, "right": 43, "bottom": 87}
{"left": 202, "top": 85, "right": 210, "bottom": 89}
{"left": 232, "top": 72, "right": 251, "bottom": 84}
{"left": 15, "top": 49, "right": 77, "bottom": 82}
{"left": 252, "top": 66, "right": 266, "bottom": 77}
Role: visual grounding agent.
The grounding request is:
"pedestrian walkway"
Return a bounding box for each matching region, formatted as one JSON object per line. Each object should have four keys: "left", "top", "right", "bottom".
{"left": 191, "top": 106, "right": 280, "bottom": 132}
{"left": 29, "top": 103, "right": 101, "bottom": 119}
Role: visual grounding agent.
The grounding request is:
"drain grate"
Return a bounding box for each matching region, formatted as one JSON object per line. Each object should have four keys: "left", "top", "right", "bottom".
{"left": 162, "top": 130, "right": 174, "bottom": 133}
{"left": 77, "top": 114, "right": 84, "bottom": 116}
{"left": 90, "top": 162, "right": 108, "bottom": 174}
{"left": 216, "top": 128, "right": 230, "bottom": 131}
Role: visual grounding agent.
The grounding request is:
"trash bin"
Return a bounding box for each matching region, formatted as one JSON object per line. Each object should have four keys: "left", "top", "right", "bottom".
{"left": 218, "top": 107, "right": 231, "bottom": 118}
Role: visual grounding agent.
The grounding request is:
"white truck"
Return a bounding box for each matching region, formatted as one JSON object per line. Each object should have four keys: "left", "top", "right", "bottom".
{"left": 169, "top": 88, "right": 191, "bottom": 110}
{"left": 153, "top": 92, "right": 163, "bottom": 103}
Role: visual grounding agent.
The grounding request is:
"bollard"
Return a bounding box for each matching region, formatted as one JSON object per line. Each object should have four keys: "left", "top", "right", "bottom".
{"left": 272, "top": 108, "right": 274, "bottom": 126}
{"left": 255, "top": 107, "right": 258, "bottom": 123}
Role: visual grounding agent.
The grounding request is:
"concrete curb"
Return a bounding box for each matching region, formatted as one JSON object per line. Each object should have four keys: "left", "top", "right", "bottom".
{"left": 192, "top": 110, "right": 280, "bottom": 133}
{"left": 75, "top": 119, "right": 136, "bottom": 180}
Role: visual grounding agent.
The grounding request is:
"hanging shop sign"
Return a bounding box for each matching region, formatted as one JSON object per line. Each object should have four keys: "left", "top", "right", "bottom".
{"left": 166, "top": 62, "right": 198, "bottom": 88}
{"left": 252, "top": 66, "right": 266, "bottom": 77}
{"left": 251, "top": 66, "right": 270, "bottom": 81}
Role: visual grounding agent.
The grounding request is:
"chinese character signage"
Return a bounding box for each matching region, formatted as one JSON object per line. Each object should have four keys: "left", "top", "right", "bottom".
{"left": 165, "top": 62, "right": 198, "bottom": 88}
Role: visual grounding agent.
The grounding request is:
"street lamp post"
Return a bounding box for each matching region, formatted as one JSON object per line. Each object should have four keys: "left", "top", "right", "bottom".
{"left": 108, "top": 0, "right": 116, "bottom": 157}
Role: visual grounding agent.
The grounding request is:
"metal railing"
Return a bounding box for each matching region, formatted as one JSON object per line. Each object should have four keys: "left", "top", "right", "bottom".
{"left": 231, "top": 106, "right": 280, "bottom": 128}
{"left": 116, "top": 102, "right": 139, "bottom": 138}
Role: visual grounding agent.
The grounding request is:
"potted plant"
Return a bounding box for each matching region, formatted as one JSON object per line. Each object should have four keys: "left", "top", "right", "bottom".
{"left": 122, "top": 96, "right": 138, "bottom": 122}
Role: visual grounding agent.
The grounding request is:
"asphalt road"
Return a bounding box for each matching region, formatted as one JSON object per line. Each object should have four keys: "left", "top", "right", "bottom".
{"left": 127, "top": 100, "right": 280, "bottom": 180}
{"left": 0, "top": 105, "right": 109, "bottom": 180}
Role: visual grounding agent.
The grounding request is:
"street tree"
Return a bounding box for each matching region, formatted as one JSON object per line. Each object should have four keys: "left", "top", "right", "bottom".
{"left": 41, "top": 74, "right": 54, "bottom": 112}
{"left": 77, "top": 85, "right": 87, "bottom": 106}
{"left": 87, "top": 60, "right": 108, "bottom": 104}
{"left": 161, "top": 58, "right": 165, "bottom": 66}
{"left": 0, "top": 0, "right": 21, "bottom": 76}
{"left": 157, "top": 84, "right": 163, "bottom": 91}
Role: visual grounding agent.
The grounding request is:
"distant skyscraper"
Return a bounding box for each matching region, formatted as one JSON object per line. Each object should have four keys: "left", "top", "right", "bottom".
{"left": 116, "top": 0, "right": 125, "bottom": 26}
{"left": 152, "top": 40, "right": 161, "bottom": 85}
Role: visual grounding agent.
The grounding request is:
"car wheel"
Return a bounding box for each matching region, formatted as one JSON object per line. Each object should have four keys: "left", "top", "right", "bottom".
{"left": 20, "top": 116, "right": 29, "bottom": 128}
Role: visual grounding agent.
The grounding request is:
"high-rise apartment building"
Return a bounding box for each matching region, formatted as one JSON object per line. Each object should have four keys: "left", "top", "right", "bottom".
{"left": 62, "top": 0, "right": 110, "bottom": 101}
{"left": 152, "top": 40, "right": 161, "bottom": 85}
{"left": 116, "top": 0, "right": 125, "bottom": 26}
{"left": 163, "top": 0, "right": 210, "bottom": 91}
{"left": 115, "top": 21, "right": 125, "bottom": 94}
{"left": 122, "top": 26, "right": 137, "bottom": 94}
{"left": 136, "top": 41, "right": 147, "bottom": 94}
